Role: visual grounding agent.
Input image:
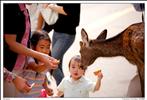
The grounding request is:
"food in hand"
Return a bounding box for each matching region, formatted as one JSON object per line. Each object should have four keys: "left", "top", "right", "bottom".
{"left": 30, "top": 83, "right": 35, "bottom": 88}
{"left": 93, "top": 68, "right": 101, "bottom": 75}
{"left": 57, "top": 60, "right": 60, "bottom": 64}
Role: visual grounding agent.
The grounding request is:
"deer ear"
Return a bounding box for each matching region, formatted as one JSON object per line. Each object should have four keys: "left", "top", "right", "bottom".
{"left": 81, "top": 28, "right": 89, "bottom": 47}
{"left": 97, "top": 29, "right": 107, "bottom": 40}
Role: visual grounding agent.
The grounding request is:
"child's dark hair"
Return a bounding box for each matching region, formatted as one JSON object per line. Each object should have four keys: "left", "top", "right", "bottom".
{"left": 69, "top": 55, "right": 86, "bottom": 70}
{"left": 30, "top": 30, "right": 51, "bottom": 48}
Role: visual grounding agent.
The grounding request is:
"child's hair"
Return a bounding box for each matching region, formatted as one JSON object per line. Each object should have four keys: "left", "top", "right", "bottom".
{"left": 30, "top": 30, "right": 51, "bottom": 48}
{"left": 68, "top": 55, "right": 86, "bottom": 70}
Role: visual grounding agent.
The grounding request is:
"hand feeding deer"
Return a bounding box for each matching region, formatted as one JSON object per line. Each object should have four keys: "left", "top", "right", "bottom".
{"left": 79, "top": 22, "right": 144, "bottom": 96}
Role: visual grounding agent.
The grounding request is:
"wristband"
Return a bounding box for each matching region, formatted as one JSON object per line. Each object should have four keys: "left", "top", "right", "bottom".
{"left": 6, "top": 72, "right": 17, "bottom": 82}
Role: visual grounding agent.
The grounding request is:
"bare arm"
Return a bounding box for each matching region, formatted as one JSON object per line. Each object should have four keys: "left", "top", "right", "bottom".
{"left": 48, "top": 4, "right": 67, "bottom": 15}
{"left": 93, "top": 72, "right": 103, "bottom": 92}
{"left": 5, "top": 34, "right": 42, "bottom": 59}
{"left": 36, "top": 12, "right": 44, "bottom": 31}
{"left": 36, "top": 4, "right": 67, "bottom": 31}
{"left": 5, "top": 34, "right": 59, "bottom": 69}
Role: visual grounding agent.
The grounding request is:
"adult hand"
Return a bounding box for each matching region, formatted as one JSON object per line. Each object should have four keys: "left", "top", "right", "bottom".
{"left": 39, "top": 53, "right": 59, "bottom": 69}
{"left": 13, "top": 75, "right": 32, "bottom": 93}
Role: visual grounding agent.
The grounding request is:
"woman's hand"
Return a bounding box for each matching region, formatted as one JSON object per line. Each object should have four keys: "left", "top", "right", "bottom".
{"left": 38, "top": 53, "right": 59, "bottom": 69}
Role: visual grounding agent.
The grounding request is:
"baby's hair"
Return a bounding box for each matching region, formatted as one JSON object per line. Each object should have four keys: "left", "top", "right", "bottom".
{"left": 69, "top": 55, "right": 86, "bottom": 70}
{"left": 30, "top": 30, "right": 51, "bottom": 48}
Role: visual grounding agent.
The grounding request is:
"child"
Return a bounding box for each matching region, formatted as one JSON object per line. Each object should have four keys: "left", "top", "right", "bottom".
{"left": 18, "top": 31, "right": 55, "bottom": 97}
{"left": 53, "top": 55, "right": 103, "bottom": 97}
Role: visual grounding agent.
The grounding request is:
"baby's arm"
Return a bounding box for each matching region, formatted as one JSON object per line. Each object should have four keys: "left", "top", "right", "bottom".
{"left": 93, "top": 69, "right": 103, "bottom": 92}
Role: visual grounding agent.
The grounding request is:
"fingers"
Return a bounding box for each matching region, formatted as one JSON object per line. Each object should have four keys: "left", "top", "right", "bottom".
{"left": 46, "top": 88, "right": 53, "bottom": 96}
{"left": 47, "top": 90, "right": 53, "bottom": 96}
{"left": 40, "top": 54, "right": 59, "bottom": 69}
{"left": 22, "top": 82, "right": 34, "bottom": 93}
{"left": 98, "top": 72, "right": 103, "bottom": 79}
{"left": 93, "top": 69, "right": 103, "bottom": 79}
{"left": 93, "top": 69, "right": 101, "bottom": 76}
{"left": 49, "top": 57, "right": 60, "bottom": 64}
{"left": 48, "top": 58, "right": 60, "bottom": 69}
{"left": 48, "top": 62, "right": 58, "bottom": 69}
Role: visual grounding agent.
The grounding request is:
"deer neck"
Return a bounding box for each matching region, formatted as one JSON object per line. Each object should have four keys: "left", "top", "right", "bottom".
{"left": 91, "top": 33, "right": 123, "bottom": 57}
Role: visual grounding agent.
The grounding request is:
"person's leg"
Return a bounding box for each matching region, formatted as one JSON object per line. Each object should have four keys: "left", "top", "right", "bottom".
{"left": 51, "top": 31, "right": 75, "bottom": 85}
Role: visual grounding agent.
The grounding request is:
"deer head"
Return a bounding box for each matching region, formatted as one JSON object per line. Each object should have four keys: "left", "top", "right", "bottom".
{"left": 80, "top": 28, "right": 107, "bottom": 69}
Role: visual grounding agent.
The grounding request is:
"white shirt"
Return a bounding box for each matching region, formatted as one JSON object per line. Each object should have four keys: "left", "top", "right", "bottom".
{"left": 57, "top": 76, "right": 96, "bottom": 97}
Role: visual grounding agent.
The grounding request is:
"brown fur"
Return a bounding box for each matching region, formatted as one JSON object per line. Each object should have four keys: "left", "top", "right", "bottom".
{"left": 80, "top": 22, "right": 144, "bottom": 96}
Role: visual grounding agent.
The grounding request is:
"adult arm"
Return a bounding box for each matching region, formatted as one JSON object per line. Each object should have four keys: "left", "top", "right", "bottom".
{"left": 4, "top": 34, "right": 59, "bottom": 69}
{"left": 4, "top": 67, "right": 32, "bottom": 93}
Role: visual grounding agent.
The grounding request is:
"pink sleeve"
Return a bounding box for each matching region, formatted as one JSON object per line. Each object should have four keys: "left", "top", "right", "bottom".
{"left": 4, "top": 67, "right": 16, "bottom": 82}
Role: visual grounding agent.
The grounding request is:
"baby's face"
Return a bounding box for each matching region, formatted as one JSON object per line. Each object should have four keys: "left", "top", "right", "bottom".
{"left": 69, "top": 59, "right": 84, "bottom": 80}
{"left": 35, "top": 39, "right": 51, "bottom": 54}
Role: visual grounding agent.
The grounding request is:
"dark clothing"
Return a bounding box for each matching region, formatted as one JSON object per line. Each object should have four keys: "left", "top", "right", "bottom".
{"left": 4, "top": 4, "right": 25, "bottom": 42}
{"left": 132, "top": 3, "right": 145, "bottom": 11}
{"left": 4, "top": 4, "right": 30, "bottom": 71}
{"left": 54, "top": 4, "right": 80, "bottom": 35}
{"left": 43, "top": 4, "right": 80, "bottom": 35}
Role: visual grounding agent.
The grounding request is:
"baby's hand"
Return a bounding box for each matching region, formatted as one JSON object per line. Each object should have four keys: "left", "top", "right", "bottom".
{"left": 93, "top": 68, "right": 101, "bottom": 75}
{"left": 45, "top": 87, "right": 53, "bottom": 96}
{"left": 93, "top": 68, "right": 103, "bottom": 80}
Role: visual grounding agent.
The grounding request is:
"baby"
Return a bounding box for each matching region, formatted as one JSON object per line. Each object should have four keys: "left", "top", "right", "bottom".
{"left": 54, "top": 55, "right": 103, "bottom": 97}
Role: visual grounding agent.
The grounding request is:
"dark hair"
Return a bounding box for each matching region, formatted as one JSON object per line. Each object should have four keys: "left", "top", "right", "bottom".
{"left": 68, "top": 55, "right": 86, "bottom": 70}
{"left": 30, "top": 30, "right": 51, "bottom": 48}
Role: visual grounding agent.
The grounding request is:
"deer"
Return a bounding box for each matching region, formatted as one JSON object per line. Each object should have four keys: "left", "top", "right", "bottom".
{"left": 79, "top": 22, "right": 144, "bottom": 96}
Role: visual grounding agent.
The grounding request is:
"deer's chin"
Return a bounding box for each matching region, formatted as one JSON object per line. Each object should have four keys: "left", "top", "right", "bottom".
{"left": 83, "top": 61, "right": 94, "bottom": 68}
{"left": 89, "top": 58, "right": 96, "bottom": 65}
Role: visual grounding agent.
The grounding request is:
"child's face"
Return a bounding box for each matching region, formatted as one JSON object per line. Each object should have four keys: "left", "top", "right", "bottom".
{"left": 35, "top": 39, "right": 51, "bottom": 54}
{"left": 69, "top": 59, "right": 84, "bottom": 80}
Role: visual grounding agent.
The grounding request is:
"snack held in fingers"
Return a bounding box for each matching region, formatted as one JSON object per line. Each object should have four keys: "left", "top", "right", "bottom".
{"left": 57, "top": 60, "right": 60, "bottom": 64}
{"left": 94, "top": 68, "right": 101, "bottom": 75}
{"left": 30, "top": 83, "right": 35, "bottom": 88}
